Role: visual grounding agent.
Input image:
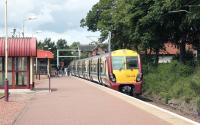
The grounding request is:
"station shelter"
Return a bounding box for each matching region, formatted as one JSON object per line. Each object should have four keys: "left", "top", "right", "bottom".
{"left": 0, "top": 37, "right": 37, "bottom": 89}
{"left": 36, "top": 50, "right": 54, "bottom": 76}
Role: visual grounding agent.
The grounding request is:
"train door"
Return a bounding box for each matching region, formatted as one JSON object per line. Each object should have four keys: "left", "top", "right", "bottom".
{"left": 98, "top": 57, "right": 101, "bottom": 84}
{"left": 82, "top": 60, "right": 85, "bottom": 78}
{"left": 105, "top": 55, "right": 113, "bottom": 87}
{"left": 75, "top": 61, "right": 78, "bottom": 77}
{"left": 90, "top": 58, "right": 98, "bottom": 82}
{"left": 97, "top": 57, "right": 101, "bottom": 84}
{"left": 95, "top": 58, "right": 99, "bottom": 83}
{"left": 77, "top": 61, "right": 80, "bottom": 77}
{"left": 85, "top": 59, "right": 89, "bottom": 80}
{"left": 79, "top": 60, "right": 83, "bottom": 78}
{"left": 99, "top": 56, "right": 106, "bottom": 85}
{"left": 89, "top": 59, "right": 92, "bottom": 81}
{"left": 73, "top": 61, "right": 75, "bottom": 76}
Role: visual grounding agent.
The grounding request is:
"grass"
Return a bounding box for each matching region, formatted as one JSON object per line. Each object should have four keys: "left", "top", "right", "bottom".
{"left": 143, "top": 61, "right": 200, "bottom": 107}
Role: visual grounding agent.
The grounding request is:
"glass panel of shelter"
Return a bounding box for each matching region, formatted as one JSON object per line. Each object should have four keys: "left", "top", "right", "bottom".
{"left": 0, "top": 57, "right": 4, "bottom": 85}
{"left": 15, "top": 57, "right": 28, "bottom": 86}
{"left": 0, "top": 57, "right": 29, "bottom": 87}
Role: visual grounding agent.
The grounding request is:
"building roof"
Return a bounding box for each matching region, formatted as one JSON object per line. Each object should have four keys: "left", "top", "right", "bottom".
{"left": 141, "top": 43, "right": 179, "bottom": 55}
{"left": 0, "top": 37, "right": 37, "bottom": 57}
{"left": 159, "top": 43, "right": 179, "bottom": 55}
{"left": 37, "top": 50, "right": 54, "bottom": 59}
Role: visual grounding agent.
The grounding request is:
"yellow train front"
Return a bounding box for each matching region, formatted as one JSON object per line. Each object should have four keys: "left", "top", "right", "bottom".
{"left": 108, "top": 49, "right": 143, "bottom": 95}
{"left": 69, "top": 49, "right": 143, "bottom": 96}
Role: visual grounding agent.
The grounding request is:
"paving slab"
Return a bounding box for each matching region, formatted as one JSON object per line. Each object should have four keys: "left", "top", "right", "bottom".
{"left": 13, "top": 77, "right": 197, "bottom": 125}
{"left": 0, "top": 93, "right": 33, "bottom": 125}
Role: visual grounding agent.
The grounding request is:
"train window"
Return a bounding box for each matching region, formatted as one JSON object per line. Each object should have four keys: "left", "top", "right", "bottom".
{"left": 100, "top": 59, "right": 105, "bottom": 74}
{"left": 100, "top": 62, "right": 103, "bottom": 73}
{"left": 93, "top": 64, "right": 97, "bottom": 72}
{"left": 82, "top": 62, "right": 86, "bottom": 72}
{"left": 86, "top": 61, "right": 88, "bottom": 72}
{"left": 112, "top": 57, "right": 125, "bottom": 70}
{"left": 79, "top": 62, "right": 82, "bottom": 71}
{"left": 90, "top": 62, "right": 93, "bottom": 72}
{"left": 126, "top": 57, "right": 138, "bottom": 69}
{"left": 84, "top": 65, "right": 87, "bottom": 72}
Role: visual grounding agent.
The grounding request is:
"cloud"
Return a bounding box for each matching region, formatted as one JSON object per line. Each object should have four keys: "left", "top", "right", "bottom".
{"left": 32, "top": 29, "right": 100, "bottom": 45}
{"left": 0, "top": 0, "right": 100, "bottom": 44}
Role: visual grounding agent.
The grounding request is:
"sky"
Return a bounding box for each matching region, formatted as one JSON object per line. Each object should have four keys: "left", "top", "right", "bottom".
{"left": 0, "top": 0, "right": 100, "bottom": 45}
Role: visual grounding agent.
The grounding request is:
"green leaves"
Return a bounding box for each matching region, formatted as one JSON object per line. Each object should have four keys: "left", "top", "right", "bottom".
{"left": 81, "top": 0, "right": 200, "bottom": 63}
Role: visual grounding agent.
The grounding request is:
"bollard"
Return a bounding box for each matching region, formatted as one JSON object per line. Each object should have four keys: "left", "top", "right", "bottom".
{"left": 33, "top": 82, "right": 35, "bottom": 88}
{"left": 48, "top": 74, "right": 51, "bottom": 92}
{"left": 30, "top": 82, "right": 34, "bottom": 90}
{"left": 4, "top": 79, "right": 9, "bottom": 102}
{"left": 39, "top": 71, "right": 40, "bottom": 80}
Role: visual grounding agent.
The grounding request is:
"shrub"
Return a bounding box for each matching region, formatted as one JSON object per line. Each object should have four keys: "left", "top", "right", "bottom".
{"left": 143, "top": 60, "right": 198, "bottom": 105}
{"left": 196, "top": 97, "right": 200, "bottom": 116}
{"left": 160, "top": 92, "right": 171, "bottom": 104}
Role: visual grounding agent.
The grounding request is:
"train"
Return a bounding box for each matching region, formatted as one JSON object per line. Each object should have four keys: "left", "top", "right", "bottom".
{"left": 68, "top": 49, "right": 143, "bottom": 96}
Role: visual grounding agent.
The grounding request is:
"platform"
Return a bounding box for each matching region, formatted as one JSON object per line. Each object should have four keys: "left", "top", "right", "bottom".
{"left": 13, "top": 77, "right": 199, "bottom": 125}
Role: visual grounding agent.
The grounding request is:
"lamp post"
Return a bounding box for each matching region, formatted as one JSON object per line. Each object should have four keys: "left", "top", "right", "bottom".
{"left": 4, "top": 0, "right": 9, "bottom": 102}
{"left": 22, "top": 16, "right": 37, "bottom": 37}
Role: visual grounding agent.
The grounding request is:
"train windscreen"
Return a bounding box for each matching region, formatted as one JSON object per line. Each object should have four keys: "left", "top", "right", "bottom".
{"left": 126, "top": 56, "right": 138, "bottom": 69}
{"left": 112, "top": 56, "right": 125, "bottom": 70}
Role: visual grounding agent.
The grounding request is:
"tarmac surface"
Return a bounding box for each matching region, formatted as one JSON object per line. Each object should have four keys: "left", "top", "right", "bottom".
{"left": 13, "top": 77, "right": 197, "bottom": 125}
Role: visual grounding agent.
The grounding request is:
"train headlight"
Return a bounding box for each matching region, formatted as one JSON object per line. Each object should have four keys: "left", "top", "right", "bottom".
{"left": 136, "top": 73, "right": 143, "bottom": 82}
{"left": 109, "top": 73, "right": 116, "bottom": 82}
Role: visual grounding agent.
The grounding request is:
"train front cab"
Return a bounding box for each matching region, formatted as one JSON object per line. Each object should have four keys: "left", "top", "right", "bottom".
{"left": 108, "top": 50, "right": 143, "bottom": 95}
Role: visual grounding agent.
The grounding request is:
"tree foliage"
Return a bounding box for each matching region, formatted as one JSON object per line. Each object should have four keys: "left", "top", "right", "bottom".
{"left": 81, "top": 0, "right": 200, "bottom": 63}
{"left": 38, "top": 38, "right": 72, "bottom": 66}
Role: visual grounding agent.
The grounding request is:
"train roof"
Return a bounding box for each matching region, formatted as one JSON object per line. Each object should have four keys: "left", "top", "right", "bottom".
{"left": 70, "top": 49, "right": 139, "bottom": 64}
{"left": 111, "top": 49, "right": 139, "bottom": 57}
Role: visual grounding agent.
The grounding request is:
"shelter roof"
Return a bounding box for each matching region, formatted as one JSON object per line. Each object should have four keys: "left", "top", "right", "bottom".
{"left": 0, "top": 37, "right": 37, "bottom": 57}
{"left": 37, "top": 50, "right": 54, "bottom": 59}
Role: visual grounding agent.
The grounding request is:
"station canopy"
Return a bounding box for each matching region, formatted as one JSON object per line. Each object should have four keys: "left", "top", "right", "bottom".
{"left": 37, "top": 50, "right": 54, "bottom": 59}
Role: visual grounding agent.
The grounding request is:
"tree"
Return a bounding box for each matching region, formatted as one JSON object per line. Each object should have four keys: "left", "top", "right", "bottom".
{"left": 70, "top": 42, "right": 80, "bottom": 49}
{"left": 81, "top": 0, "right": 117, "bottom": 49}
{"left": 81, "top": 0, "right": 200, "bottom": 64}
{"left": 56, "top": 39, "right": 69, "bottom": 49}
{"left": 56, "top": 39, "right": 72, "bottom": 66}
{"left": 37, "top": 40, "right": 44, "bottom": 49}
{"left": 159, "top": 0, "right": 200, "bottom": 63}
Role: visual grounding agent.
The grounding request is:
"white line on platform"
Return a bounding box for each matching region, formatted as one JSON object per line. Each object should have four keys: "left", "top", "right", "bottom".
{"left": 0, "top": 89, "right": 34, "bottom": 94}
{"left": 75, "top": 77, "right": 200, "bottom": 125}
